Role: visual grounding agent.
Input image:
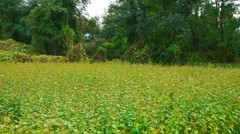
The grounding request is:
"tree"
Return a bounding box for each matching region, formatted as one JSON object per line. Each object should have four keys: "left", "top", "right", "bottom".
{"left": 27, "top": 0, "right": 89, "bottom": 55}
{"left": 102, "top": 0, "right": 240, "bottom": 63}
{"left": 0, "top": 0, "right": 23, "bottom": 39}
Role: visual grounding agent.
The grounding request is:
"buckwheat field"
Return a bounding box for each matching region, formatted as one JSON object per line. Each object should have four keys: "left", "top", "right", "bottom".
{"left": 0, "top": 62, "right": 239, "bottom": 133}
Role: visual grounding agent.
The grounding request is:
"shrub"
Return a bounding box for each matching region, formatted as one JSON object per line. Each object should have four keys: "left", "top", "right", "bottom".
{"left": 130, "top": 47, "right": 150, "bottom": 64}
{"left": 49, "top": 56, "right": 67, "bottom": 63}
{"left": 67, "top": 44, "right": 88, "bottom": 62}
{"left": 123, "top": 43, "right": 150, "bottom": 64}
{"left": 61, "top": 25, "right": 76, "bottom": 55}
{"left": 96, "top": 46, "right": 107, "bottom": 54}
{"left": 103, "top": 41, "right": 127, "bottom": 60}
{"left": 160, "top": 43, "right": 182, "bottom": 65}
{"left": 0, "top": 39, "right": 33, "bottom": 54}
{"left": 84, "top": 42, "right": 98, "bottom": 57}
{"left": 102, "top": 42, "right": 114, "bottom": 60}
{"left": 184, "top": 52, "right": 207, "bottom": 65}
{"left": 13, "top": 52, "right": 32, "bottom": 63}
{"left": 91, "top": 52, "right": 106, "bottom": 63}
{"left": 32, "top": 55, "right": 50, "bottom": 63}
{"left": 0, "top": 51, "right": 14, "bottom": 62}
{"left": 37, "top": 55, "right": 49, "bottom": 63}
{"left": 89, "top": 46, "right": 107, "bottom": 63}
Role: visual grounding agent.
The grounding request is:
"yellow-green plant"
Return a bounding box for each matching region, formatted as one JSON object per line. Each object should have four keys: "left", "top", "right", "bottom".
{"left": 0, "top": 63, "right": 239, "bottom": 133}
{"left": 13, "top": 52, "right": 32, "bottom": 63}
{"left": 0, "top": 50, "right": 14, "bottom": 62}
{"left": 67, "top": 44, "right": 88, "bottom": 62}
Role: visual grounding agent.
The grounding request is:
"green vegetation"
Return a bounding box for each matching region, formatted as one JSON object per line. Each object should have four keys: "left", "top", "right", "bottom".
{"left": 67, "top": 44, "right": 88, "bottom": 62}
{"left": 0, "top": 39, "right": 33, "bottom": 54}
{"left": 0, "top": 62, "right": 239, "bottom": 133}
{"left": 31, "top": 55, "right": 67, "bottom": 63}
{"left": 0, "top": 0, "right": 239, "bottom": 133}
{"left": 1, "top": 0, "right": 239, "bottom": 64}
{"left": 0, "top": 39, "right": 74, "bottom": 63}
{"left": 102, "top": 0, "right": 240, "bottom": 64}
{"left": 0, "top": 50, "right": 14, "bottom": 62}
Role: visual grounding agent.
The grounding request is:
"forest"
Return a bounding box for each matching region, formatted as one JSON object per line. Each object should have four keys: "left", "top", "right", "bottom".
{"left": 0, "top": 0, "right": 239, "bottom": 64}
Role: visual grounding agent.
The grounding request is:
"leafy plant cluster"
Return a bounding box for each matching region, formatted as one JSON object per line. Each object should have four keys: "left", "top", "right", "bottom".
{"left": 0, "top": 39, "right": 91, "bottom": 63}
{"left": 0, "top": 39, "right": 34, "bottom": 62}
{"left": 0, "top": 96, "right": 22, "bottom": 127}
{"left": 67, "top": 44, "right": 88, "bottom": 62}
{"left": 0, "top": 50, "right": 14, "bottom": 62}
{"left": 0, "top": 39, "right": 33, "bottom": 54}
{"left": 0, "top": 51, "right": 68, "bottom": 63}
{"left": 0, "top": 62, "right": 239, "bottom": 133}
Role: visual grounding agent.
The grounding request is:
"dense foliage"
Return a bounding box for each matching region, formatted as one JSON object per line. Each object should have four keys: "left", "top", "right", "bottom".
{"left": 0, "top": 62, "right": 239, "bottom": 133}
{"left": 101, "top": 0, "right": 240, "bottom": 64}
{"left": 1, "top": 0, "right": 239, "bottom": 64}
{"left": 1, "top": 1, "right": 239, "bottom": 133}
{"left": 0, "top": 0, "right": 94, "bottom": 56}
{"left": 0, "top": 39, "right": 68, "bottom": 63}
{"left": 0, "top": 39, "right": 33, "bottom": 54}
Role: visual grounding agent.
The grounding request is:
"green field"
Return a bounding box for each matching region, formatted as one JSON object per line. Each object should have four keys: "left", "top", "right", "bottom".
{"left": 0, "top": 62, "right": 239, "bottom": 133}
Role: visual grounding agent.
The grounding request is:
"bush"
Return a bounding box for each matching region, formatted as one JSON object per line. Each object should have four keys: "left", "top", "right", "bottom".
{"left": 91, "top": 52, "right": 106, "bottom": 63}
{"left": 49, "top": 56, "right": 67, "bottom": 63}
{"left": 32, "top": 55, "right": 50, "bottom": 63}
{"left": 102, "top": 42, "right": 124, "bottom": 60}
{"left": 0, "top": 39, "right": 33, "bottom": 54}
{"left": 84, "top": 42, "right": 98, "bottom": 57}
{"left": 32, "top": 55, "right": 67, "bottom": 63}
{"left": 96, "top": 46, "right": 107, "bottom": 54}
{"left": 13, "top": 52, "right": 32, "bottom": 63}
{"left": 130, "top": 47, "right": 150, "bottom": 64}
{"left": 67, "top": 44, "right": 88, "bottom": 62}
{"left": 0, "top": 51, "right": 14, "bottom": 62}
{"left": 0, "top": 53, "right": 68, "bottom": 63}
{"left": 184, "top": 52, "right": 207, "bottom": 65}
{"left": 160, "top": 43, "right": 182, "bottom": 65}
{"left": 0, "top": 39, "right": 34, "bottom": 63}
{"left": 0, "top": 51, "right": 34, "bottom": 63}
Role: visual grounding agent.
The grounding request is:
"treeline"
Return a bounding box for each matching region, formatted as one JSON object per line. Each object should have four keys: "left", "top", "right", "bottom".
{"left": 0, "top": 0, "right": 98, "bottom": 56}
{"left": 101, "top": 0, "right": 240, "bottom": 64}
{"left": 0, "top": 0, "right": 240, "bottom": 64}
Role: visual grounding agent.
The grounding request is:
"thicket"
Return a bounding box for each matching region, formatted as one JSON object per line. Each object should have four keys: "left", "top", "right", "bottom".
{"left": 67, "top": 44, "right": 88, "bottom": 62}
{"left": 0, "top": 40, "right": 68, "bottom": 63}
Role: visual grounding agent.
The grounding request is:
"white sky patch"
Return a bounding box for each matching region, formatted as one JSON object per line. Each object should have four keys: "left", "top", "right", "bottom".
{"left": 86, "top": 0, "right": 114, "bottom": 21}
{"left": 235, "top": 1, "right": 240, "bottom": 18}
{"left": 85, "top": 0, "right": 239, "bottom": 22}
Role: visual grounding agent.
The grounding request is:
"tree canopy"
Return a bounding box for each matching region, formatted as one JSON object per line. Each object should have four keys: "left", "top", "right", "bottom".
{"left": 0, "top": 0, "right": 239, "bottom": 64}
{"left": 102, "top": 0, "right": 240, "bottom": 64}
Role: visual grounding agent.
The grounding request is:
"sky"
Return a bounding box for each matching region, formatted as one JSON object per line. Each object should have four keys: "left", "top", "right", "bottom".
{"left": 86, "top": 0, "right": 114, "bottom": 19}
{"left": 85, "top": 0, "right": 239, "bottom": 20}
